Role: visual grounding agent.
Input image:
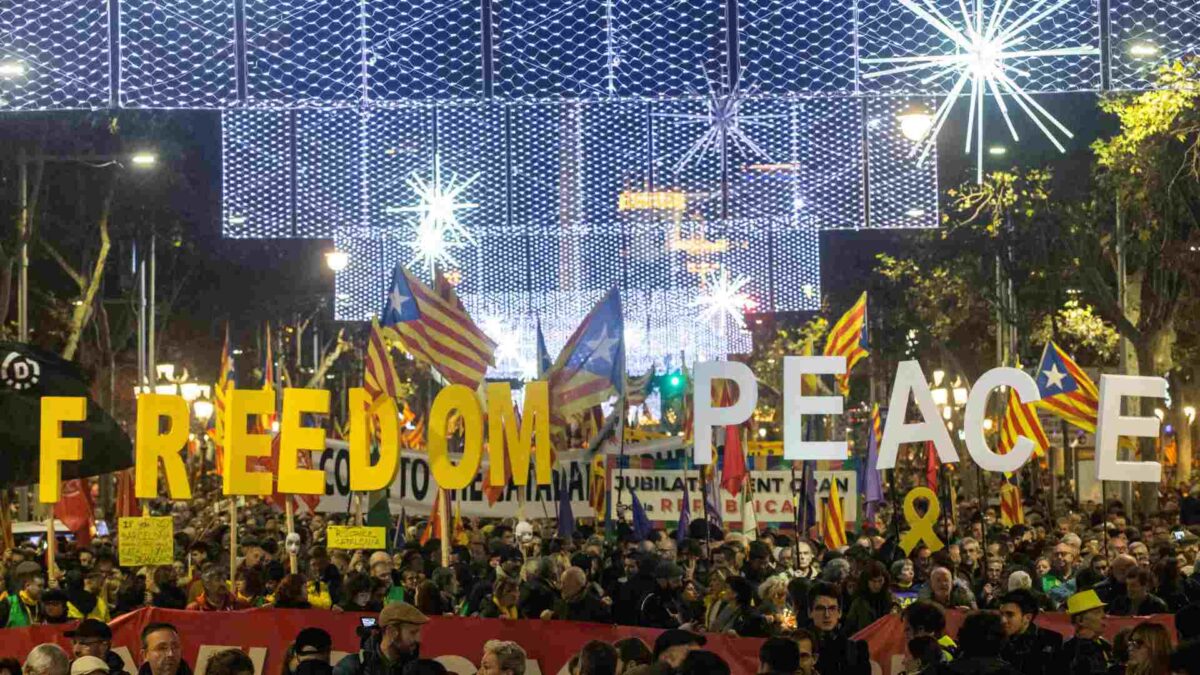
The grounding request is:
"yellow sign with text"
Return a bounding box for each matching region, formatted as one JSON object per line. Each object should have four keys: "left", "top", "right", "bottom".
{"left": 118, "top": 517, "right": 175, "bottom": 567}
{"left": 326, "top": 525, "right": 387, "bottom": 550}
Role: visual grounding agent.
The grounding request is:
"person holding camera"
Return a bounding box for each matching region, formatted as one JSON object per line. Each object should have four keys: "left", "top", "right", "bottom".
{"left": 333, "top": 602, "right": 428, "bottom": 675}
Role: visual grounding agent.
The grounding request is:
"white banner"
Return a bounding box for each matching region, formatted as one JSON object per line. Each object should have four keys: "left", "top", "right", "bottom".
{"left": 314, "top": 441, "right": 596, "bottom": 519}
{"left": 608, "top": 468, "right": 857, "bottom": 524}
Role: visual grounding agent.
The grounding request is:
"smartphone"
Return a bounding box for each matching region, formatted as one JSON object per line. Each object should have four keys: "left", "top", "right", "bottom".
{"left": 360, "top": 617, "right": 377, "bottom": 628}
{"left": 1174, "top": 530, "right": 1186, "bottom": 542}
{"left": 95, "top": 521, "right": 110, "bottom": 537}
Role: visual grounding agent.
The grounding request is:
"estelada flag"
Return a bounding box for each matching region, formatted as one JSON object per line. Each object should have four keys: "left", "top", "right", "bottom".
{"left": 823, "top": 292, "right": 868, "bottom": 395}
{"left": 0, "top": 342, "right": 132, "bottom": 488}
{"left": 1000, "top": 480, "right": 1025, "bottom": 526}
{"left": 822, "top": 477, "right": 848, "bottom": 549}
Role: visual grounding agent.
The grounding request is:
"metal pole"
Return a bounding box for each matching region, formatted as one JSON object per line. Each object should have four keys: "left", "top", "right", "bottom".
{"left": 138, "top": 258, "right": 146, "bottom": 390}
{"left": 148, "top": 234, "right": 157, "bottom": 386}
{"left": 17, "top": 148, "right": 28, "bottom": 344}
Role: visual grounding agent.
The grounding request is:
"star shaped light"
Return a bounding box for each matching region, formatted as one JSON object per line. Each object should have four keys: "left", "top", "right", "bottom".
{"left": 862, "top": 0, "right": 1099, "bottom": 183}
{"left": 393, "top": 156, "right": 480, "bottom": 273}
{"left": 1042, "top": 363, "right": 1067, "bottom": 389}
{"left": 654, "top": 72, "right": 786, "bottom": 174}
{"left": 691, "top": 268, "right": 753, "bottom": 335}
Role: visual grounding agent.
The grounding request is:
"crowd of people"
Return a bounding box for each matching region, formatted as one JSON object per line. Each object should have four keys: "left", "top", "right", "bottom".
{"left": 4, "top": 480, "right": 1200, "bottom": 674}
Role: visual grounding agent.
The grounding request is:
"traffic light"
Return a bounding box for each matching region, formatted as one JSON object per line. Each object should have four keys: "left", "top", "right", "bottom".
{"left": 659, "top": 370, "right": 687, "bottom": 399}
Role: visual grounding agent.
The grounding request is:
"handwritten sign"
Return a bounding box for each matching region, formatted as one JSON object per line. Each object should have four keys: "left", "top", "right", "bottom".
{"left": 326, "top": 525, "right": 386, "bottom": 550}
{"left": 118, "top": 517, "right": 175, "bottom": 566}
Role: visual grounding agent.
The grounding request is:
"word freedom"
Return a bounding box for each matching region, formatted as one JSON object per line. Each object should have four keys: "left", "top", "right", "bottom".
{"left": 36, "top": 358, "right": 1168, "bottom": 503}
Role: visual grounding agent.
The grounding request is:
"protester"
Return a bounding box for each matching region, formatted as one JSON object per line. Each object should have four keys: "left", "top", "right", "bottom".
{"left": 334, "top": 603, "right": 427, "bottom": 675}
{"left": 997, "top": 589, "right": 1061, "bottom": 675}
{"left": 1054, "top": 590, "right": 1114, "bottom": 674}
{"left": 845, "top": 560, "right": 895, "bottom": 634}
{"left": 1122, "top": 569, "right": 1171, "bottom": 616}
{"left": 478, "top": 641, "right": 526, "bottom": 675}
{"left": 204, "top": 651, "right": 255, "bottom": 675}
{"left": 757, "top": 637, "right": 800, "bottom": 675}
{"left": 1125, "top": 621, "right": 1171, "bottom": 675}
{"left": 902, "top": 637, "right": 943, "bottom": 675}
{"left": 140, "top": 623, "right": 191, "bottom": 675}
{"left": 68, "top": 619, "right": 130, "bottom": 675}
{"left": 808, "top": 581, "right": 870, "bottom": 675}
{"left": 23, "top": 645, "right": 69, "bottom": 675}
{"left": 1, "top": 563, "right": 45, "bottom": 627}
{"left": 575, "top": 641, "right": 618, "bottom": 675}
{"left": 69, "top": 657, "right": 108, "bottom": 675}
{"left": 674, "top": 650, "right": 729, "bottom": 675}
{"left": 651, "top": 629, "right": 706, "bottom": 670}
{"left": 293, "top": 628, "right": 333, "bottom": 665}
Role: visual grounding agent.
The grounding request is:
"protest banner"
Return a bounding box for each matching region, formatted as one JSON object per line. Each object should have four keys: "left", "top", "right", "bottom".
{"left": 325, "top": 525, "right": 386, "bottom": 550}
{"left": 117, "top": 516, "right": 174, "bottom": 566}
{"left": 854, "top": 611, "right": 1176, "bottom": 675}
{"left": 315, "top": 441, "right": 596, "bottom": 519}
{"left": 610, "top": 468, "right": 857, "bottom": 523}
{"left": 0, "top": 608, "right": 761, "bottom": 675}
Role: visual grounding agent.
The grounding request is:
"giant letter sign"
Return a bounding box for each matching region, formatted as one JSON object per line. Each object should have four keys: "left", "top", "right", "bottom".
{"left": 962, "top": 368, "right": 1041, "bottom": 473}
{"left": 783, "top": 356, "right": 847, "bottom": 461}
{"left": 486, "top": 381, "right": 551, "bottom": 486}
{"left": 278, "top": 388, "right": 329, "bottom": 495}
{"left": 39, "top": 397, "right": 87, "bottom": 503}
{"left": 427, "top": 385, "right": 485, "bottom": 490}
{"left": 1096, "top": 375, "right": 1166, "bottom": 483}
{"left": 135, "top": 394, "right": 193, "bottom": 500}
{"left": 876, "top": 361, "right": 957, "bottom": 470}
{"left": 692, "top": 361, "right": 758, "bottom": 465}
{"left": 224, "top": 388, "right": 274, "bottom": 495}
{"left": 348, "top": 388, "right": 400, "bottom": 492}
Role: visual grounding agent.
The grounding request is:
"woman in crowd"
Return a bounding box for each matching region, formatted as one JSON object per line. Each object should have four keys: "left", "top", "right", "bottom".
{"left": 151, "top": 566, "right": 188, "bottom": 609}
{"left": 709, "top": 575, "right": 769, "bottom": 637}
{"left": 845, "top": 560, "right": 894, "bottom": 635}
{"left": 1125, "top": 621, "right": 1171, "bottom": 675}
{"left": 271, "top": 574, "right": 311, "bottom": 609}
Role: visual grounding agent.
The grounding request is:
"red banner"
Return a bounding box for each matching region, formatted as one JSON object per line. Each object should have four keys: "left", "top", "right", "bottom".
{"left": 854, "top": 611, "right": 1177, "bottom": 675}
{"left": 0, "top": 608, "right": 762, "bottom": 675}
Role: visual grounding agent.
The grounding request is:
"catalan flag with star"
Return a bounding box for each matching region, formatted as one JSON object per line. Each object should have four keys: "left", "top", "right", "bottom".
{"left": 381, "top": 264, "right": 496, "bottom": 388}
{"left": 1034, "top": 340, "right": 1099, "bottom": 432}
{"left": 823, "top": 292, "right": 869, "bottom": 395}
{"left": 548, "top": 288, "right": 625, "bottom": 425}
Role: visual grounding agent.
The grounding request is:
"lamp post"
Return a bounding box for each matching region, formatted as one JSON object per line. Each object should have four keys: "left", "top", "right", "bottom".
{"left": 16, "top": 150, "right": 159, "bottom": 343}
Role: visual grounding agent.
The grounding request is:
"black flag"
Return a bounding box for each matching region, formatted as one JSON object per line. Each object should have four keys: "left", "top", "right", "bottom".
{"left": 0, "top": 343, "right": 133, "bottom": 488}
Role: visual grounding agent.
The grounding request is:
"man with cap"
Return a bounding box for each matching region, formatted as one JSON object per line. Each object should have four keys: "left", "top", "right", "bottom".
{"left": 1052, "top": 589, "right": 1113, "bottom": 675}
{"left": 638, "top": 561, "right": 686, "bottom": 629}
{"left": 41, "top": 589, "right": 72, "bottom": 624}
{"left": 653, "top": 629, "right": 706, "bottom": 671}
{"left": 68, "top": 619, "right": 130, "bottom": 675}
{"left": 70, "top": 656, "right": 110, "bottom": 675}
{"left": 333, "top": 602, "right": 427, "bottom": 675}
{"left": 293, "top": 627, "right": 334, "bottom": 675}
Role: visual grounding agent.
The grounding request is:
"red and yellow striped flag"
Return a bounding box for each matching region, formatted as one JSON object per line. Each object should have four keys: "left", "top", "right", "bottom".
{"left": 823, "top": 292, "right": 868, "bottom": 395}
{"left": 210, "top": 323, "right": 236, "bottom": 476}
{"left": 998, "top": 386, "right": 1049, "bottom": 458}
{"left": 382, "top": 265, "right": 496, "bottom": 389}
{"left": 365, "top": 318, "right": 402, "bottom": 404}
{"left": 1000, "top": 481, "right": 1025, "bottom": 526}
{"left": 822, "top": 478, "right": 848, "bottom": 549}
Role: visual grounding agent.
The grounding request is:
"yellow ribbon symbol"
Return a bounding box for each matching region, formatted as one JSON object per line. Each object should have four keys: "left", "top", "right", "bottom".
{"left": 899, "top": 487, "right": 945, "bottom": 555}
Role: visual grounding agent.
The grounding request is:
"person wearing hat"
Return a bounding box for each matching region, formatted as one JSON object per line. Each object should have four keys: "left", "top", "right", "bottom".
{"left": 652, "top": 629, "right": 706, "bottom": 670}
{"left": 0, "top": 561, "right": 45, "bottom": 627}
{"left": 69, "top": 656, "right": 109, "bottom": 675}
{"left": 333, "top": 602, "right": 428, "bottom": 675}
{"left": 293, "top": 628, "right": 333, "bottom": 665}
{"left": 638, "top": 561, "right": 687, "bottom": 629}
{"left": 1052, "top": 589, "right": 1113, "bottom": 675}
{"left": 41, "top": 589, "right": 72, "bottom": 624}
{"left": 68, "top": 619, "right": 130, "bottom": 675}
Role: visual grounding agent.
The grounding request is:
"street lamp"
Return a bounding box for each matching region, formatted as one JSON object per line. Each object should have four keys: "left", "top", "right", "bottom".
{"left": 897, "top": 104, "right": 935, "bottom": 142}
{"left": 192, "top": 397, "right": 214, "bottom": 424}
{"left": 325, "top": 250, "right": 350, "bottom": 272}
{"left": 16, "top": 149, "right": 160, "bottom": 344}
{"left": 1186, "top": 406, "right": 1196, "bottom": 424}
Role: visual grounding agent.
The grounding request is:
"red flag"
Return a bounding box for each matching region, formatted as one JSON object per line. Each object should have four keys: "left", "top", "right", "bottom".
{"left": 114, "top": 469, "right": 138, "bottom": 519}
{"left": 925, "top": 441, "right": 939, "bottom": 491}
{"left": 54, "top": 479, "right": 95, "bottom": 547}
{"left": 717, "top": 381, "right": 747, "bottom": 497}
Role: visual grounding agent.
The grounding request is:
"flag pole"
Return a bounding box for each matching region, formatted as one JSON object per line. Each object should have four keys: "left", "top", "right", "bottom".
{"left": 438, "top": 489, "right": 450, "bottom": 568}
{"left": 285, "top": 498, "right": 297, "bottom": 574}
{"left": 229, "top": 499, "right": 238, "bottom": 585}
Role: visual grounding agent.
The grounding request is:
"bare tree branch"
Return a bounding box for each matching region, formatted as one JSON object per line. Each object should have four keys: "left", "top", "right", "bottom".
{"left": 62, "top": 183, "right": 114, "bottom": 361}
{"left": 39, "top": 236, "right": 86, "bottom": 290}
{"left": 304, "top": 328, "right": 349, "bottom": 389}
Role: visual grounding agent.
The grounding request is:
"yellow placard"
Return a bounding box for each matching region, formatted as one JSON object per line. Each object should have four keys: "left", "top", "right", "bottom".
{"left": 326, "top": 525, "right": 387, "bottom": 550}
{"left": 118, "top": 517, "right": 175, "bottom": 566}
